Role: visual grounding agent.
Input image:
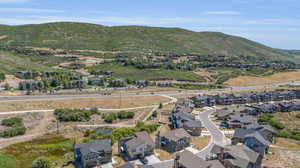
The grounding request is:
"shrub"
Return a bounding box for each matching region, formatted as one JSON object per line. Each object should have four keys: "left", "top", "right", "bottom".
{"left": 32, "top": 157, "right": 51, "bottom": 168}
{"left": 102, "top": 111, "right": 135, "bottom": 123}
{"left": 268, "top": 120, "right": 285, "bottom": 130}
{"left": 296, "top": 114, "right": 300, "bottom": 119}
{"left": 0, "top": 72, "right": 5, "bottom": 82}
{"left": 258, "top": 114, "right": 274, "bottom": 123}
{"left": 278, "top": 129, "right": 300, "bottom": 141}
{"left": 1, "top": 117, "right": 23, "bottom": 127}
{"left": 54, "top": 108, "right": 98, "bottom": 122}
{"left": 0, "top": 126, "right": 27, "bottom": 138}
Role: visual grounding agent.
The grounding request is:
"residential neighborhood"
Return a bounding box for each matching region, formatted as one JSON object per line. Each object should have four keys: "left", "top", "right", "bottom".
{"left": 0, "top": 1, "right": 300, "bottom": 167}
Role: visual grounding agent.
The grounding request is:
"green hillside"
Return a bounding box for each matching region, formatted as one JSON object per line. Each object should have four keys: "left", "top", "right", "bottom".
{"left": 0, "top": 22, "right": 297, "bottom": 62}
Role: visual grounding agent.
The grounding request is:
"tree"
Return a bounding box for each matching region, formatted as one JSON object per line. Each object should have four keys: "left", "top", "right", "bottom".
{"left": 32, "top": 157, "right": 51, "bottom": 168}
{"left": 0, "top": 72, "right": 5, "bottom": 82}
{"left": 4, "top": 83, "right": 10, "bottom": 91}
{"left": 159, "top": 103, "right": 163, "bottom": 109}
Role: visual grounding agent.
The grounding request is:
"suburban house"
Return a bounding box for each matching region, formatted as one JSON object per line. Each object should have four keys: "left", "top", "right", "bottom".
{"left": 232, "top": 124, "right": 277, "bottom": 145}
{"left": 74, "top": 139, "right": 112, "bottom": 168}
{"left": 249, "top": 103, "right": 280, "bottom": 114}
{"left": 244, "top": 131, "right": 271, "bottom": 156}
{"left": 174, "top": 150, "right": 225, "bottom": 168}
{"left": 216, "top": 108, "right": 235, "bottom": 121}
{"left": 119, "top": 132, "right": 155, "bottom": 160}
{"left": 295, "top": 90, "right": 300, "bottom": 99}
{"left": 210, "top": 144, "right": 263, "bottom": 168}
{"left": 216, "top": 105, "right": 252, "bottom": 120}
{"left": 182, "top": 120, "right": 203, "bottom": 136}
{"left": 158, "top": 128, "right": 191, "bottom": 153}
{"left": 191, "top": 90, "right": 300, "bottom": 108}
{"left": 225, "top": 114, "right": 257, "bottom": 129}
{"left": 191, "top": 94, "right": 216, "bottom": 108}
{"left": 215, "top": 94, "right": 236, "bottom": 105}
{"left": 278, "top": 102, "right": 300, "bottom": 112}
{"left": 171, "top": 111, "right": 195, "bottom": 128}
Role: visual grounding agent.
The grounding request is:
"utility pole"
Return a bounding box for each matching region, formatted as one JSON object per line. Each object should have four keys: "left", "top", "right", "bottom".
{"left": 119, "top": 90, "right": 122, "bottom": 109}
{"left": 56, "top": 119, "right": 59, "bottom": 134}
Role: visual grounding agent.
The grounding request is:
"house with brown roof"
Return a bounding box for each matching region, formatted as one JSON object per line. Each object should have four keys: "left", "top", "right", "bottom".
{"left": 119, "top": 132, "right": 155, "bottom": 160}
{"left": 158, "top": 128, "right": 191, "bottom": 153}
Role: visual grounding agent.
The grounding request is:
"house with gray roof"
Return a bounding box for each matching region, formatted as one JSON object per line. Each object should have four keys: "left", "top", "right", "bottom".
{"left": 211, "top": 144, "right": 262, "bottom": 168}
{"left": 171, "top": 112, "right": 195, "bottom": 129}
{"left": 226, "top": 114, "right": 257, "bottom": 129}
{"left": 158, "top": 128, "right": 191, "bottom": 153}
{"left": 175, "top": 150, "right": 224, "bottom": 168}
{"left": 74, "top": 139, "right": 112, "bottom": 168}
{"left": 119, "top": 131, "right": 155, "bottom": 160}
{"left": 295, "top": 90, "right": 300, "bottom": 99}
{"left": 191, "top": 94, "right": 216, "bottom": 107}
{"left": 244, "top": 132, "right": 271, "bottom": 156}
{"left": 183, "top": 120, "right": 203, "bottom": 136}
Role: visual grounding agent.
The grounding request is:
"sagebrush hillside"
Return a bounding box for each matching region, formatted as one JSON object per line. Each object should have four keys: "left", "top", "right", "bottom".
{"left": 0, "top": 22, "right": 298, "bottom": 62}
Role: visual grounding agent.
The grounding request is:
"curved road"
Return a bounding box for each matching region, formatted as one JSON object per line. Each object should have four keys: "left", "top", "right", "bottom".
{"left": 196, "top": 108, "right": 228, "bottom": 159}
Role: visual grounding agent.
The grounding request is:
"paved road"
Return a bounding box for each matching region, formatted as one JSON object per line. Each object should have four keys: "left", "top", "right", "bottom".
{"left": 0, "top": 80, "right": 299, "bottom": 102}
{"left": 196, "top": 108, "right": 228, "bottom": 159}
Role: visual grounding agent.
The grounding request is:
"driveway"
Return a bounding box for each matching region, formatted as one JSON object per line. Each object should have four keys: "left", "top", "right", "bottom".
{"left": 145, "top": 155, "right": 161, "bottom": 164}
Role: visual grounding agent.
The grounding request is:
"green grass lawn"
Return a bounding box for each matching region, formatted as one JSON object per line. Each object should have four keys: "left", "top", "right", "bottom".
{"left": 0, "top": 153, "right": 17, "bottom": 168}
{"left": 89, "top": 64, "right": 206, "bottom": 82}
{"left": 0, "top": 136, "right": 73, "bottom": 168}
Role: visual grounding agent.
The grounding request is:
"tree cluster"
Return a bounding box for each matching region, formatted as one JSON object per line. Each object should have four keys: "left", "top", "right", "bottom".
{"left": 102, "top": 111, "right": 135, "bottom": 123}
{"left": 54, "top": 108, "right": 99, "bottom": 122}
{"left": 0, "top": 117, "right": 26, "bottom": 138}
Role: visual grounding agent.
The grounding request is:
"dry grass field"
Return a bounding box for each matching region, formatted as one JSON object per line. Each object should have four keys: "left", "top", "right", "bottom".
{"left": 0, "top": 96, "right": 169, "bottom": 112}
{"left": 191, "top": 136, "right": 211, "bottom": 150}
{"left": 263, "top": 138, "right": 300, "bottom": 168}
{"left": 225, "top": 71, "right": 300, "bottom": 87}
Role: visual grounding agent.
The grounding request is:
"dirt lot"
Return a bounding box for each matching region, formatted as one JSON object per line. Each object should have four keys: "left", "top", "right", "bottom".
{"left": 225, "top": 71, "right": 300, "bottom": 87}
{"left": 263, "top": 138, "right": 300, "bottom": 168}
{"left": 0, "top": 96, "right": 169, "bottom": 112}
{"left": 155, "top": 149, "right": 174, "bottom": 161}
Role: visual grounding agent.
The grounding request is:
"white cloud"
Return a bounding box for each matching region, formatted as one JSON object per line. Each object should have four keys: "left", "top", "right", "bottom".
{"left": 0, "top": 8, "right": 64, "bottom": 13}
{"left": 0, "top": 0, "right": 29, "bottom": 3}
{"left": 204, "top": 11, "right": 240, "bottom": 15}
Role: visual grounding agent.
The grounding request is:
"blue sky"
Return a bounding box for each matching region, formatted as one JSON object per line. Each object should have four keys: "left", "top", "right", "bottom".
{"left": 0, "top": 0, "right": 299, "bottom": 49}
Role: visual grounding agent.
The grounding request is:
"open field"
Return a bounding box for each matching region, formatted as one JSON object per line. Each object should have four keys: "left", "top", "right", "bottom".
{"left": 263, "top": 138, "right": 300, "bottom": 168}
{"left": 0, "top": 96, "right": 169, "bottom": 112}
{"left": 225, "top": 71, "right": 300, "bottom": 87}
